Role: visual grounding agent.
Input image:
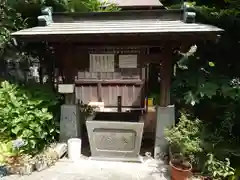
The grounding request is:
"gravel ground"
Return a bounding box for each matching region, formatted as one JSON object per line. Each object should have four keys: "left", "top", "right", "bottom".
{"left": 1, "top": 158, "right": 169, "bottom": 180}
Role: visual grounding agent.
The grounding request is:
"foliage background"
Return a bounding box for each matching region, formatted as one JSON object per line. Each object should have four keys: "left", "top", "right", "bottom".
{"left": 166, "top": 0, "right": 240, "bottom": 177}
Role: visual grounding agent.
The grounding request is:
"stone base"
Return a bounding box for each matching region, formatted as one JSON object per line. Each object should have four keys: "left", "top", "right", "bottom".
{"left": 154, "top": 105, "right": 175, "bottom": 159}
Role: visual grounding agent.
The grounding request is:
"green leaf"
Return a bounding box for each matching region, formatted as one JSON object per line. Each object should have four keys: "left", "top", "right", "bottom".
{"left": 29, "top": 140, "right": 36, "bottom": 149}
{"left": 11, "top": 126, "right": 22, "bottom": 135}
{"left": 198, "top": 82, "right": 218, "bottom": 98}
{"left": 44, "top": 113, "right": 53, "bottom": 120}
{"left": 21, "top": 129, "right": 33, "bottom": 138}
{"left": 41, "top": 108, "right": 48, "bottom": 113}
{"left": 184, "top": 91, "right": 199, "bottom": 105}
{"left": 208, "top": 61, "right": 215, "bottom": 67}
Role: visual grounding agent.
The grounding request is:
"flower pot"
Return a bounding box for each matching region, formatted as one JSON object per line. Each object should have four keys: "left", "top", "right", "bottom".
{"left": 170, "top": 159, "right": 192, "bottom": 180}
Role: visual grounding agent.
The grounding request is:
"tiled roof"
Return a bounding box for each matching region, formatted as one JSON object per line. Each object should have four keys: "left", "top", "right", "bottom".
{"left": 12, "top": 19, "right": 223, "bottom": 36}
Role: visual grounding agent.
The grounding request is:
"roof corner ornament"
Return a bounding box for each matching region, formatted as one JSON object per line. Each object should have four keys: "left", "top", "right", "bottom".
{"left": 183, "top": 2, "right": 196, "bottom": 23}
{"left": 12, "top": 38, "right": 18, "bottom": 46}
{"left": 37, "top": 7, "right": 53, "bottom": 26}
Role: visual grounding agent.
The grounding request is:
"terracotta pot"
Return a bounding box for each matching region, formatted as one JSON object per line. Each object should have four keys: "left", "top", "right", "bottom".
{"left": 170, "top": 160, "right": 192, "bottom": 180}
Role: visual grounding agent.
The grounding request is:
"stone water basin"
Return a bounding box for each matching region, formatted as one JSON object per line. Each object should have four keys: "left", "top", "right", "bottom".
{"left": 86, "top": 112, "right": 144, "bottom": 162}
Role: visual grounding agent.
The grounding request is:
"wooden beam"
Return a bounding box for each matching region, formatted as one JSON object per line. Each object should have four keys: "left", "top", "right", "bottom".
{"left": 97, "top": 82, "right": 102, "bottom": 102}
{"left": 75, "top": 79, "right": 144, "bottom": 85}
{"left": 15, "top": 32, "right": 220, "bottom": 43}
{"left": 139, "top": 54, "right": 163, "bottom": 64}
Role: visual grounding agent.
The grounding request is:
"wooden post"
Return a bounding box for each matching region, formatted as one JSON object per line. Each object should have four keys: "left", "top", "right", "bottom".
{"left": 57, "top": 44, "right": 81, "bottom": 153}
{"left": 97, "top": 82, "right": 102, "bottom": 102}
{"left": 145, "top": 64, "right": 149, "bottom": 113}
{"left": 61, "top": 45, "right": 76, "bottom": 85}
{"left": 117, "top": 96, "right": 122, "bottom": 112}
{"left": 159, "top": 53, "right": 172, "bottom": 106}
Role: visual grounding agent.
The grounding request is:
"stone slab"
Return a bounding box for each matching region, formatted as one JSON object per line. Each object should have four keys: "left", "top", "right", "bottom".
{"left": 89, "top": 156, "right": 143, "bottom": 163}
{"left": 60, "top": 105, "right": 80, "bottom": 142}
{"left": 2, "top": 159, "right": 169, "bottom": 180}
{"left": 154, "top": 105, "right": 175, "bottom": 159}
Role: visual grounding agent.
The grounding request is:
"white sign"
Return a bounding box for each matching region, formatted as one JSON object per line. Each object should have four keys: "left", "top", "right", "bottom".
{"left": 58, "top": 84, "right": 75, "bottom": 94}
{"left": 119, "top": 55, "right": 137, "bottom": 68}
{"left": 89, "top": 54, "right": 115, "bottom": 72}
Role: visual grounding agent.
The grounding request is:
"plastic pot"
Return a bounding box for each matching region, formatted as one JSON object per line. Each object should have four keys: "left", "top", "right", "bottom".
{"left": 68, "top": 138, "right": 81, "bottom": 161}
{"left": 170, "top": 159, "right": 192, "bottom": 180}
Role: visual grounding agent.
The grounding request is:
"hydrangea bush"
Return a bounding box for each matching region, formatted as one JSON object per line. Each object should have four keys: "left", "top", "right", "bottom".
{"left": 0, "top": 81, "right": 60, "bottom": 155}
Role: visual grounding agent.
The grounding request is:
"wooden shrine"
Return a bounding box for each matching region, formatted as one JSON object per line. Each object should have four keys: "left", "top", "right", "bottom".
{"left": 11, "top": 3, "right": 223, "bottom": 161}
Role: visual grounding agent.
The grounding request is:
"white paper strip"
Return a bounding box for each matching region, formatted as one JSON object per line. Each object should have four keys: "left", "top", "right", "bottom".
{"left": 119, "top": 55, "right": 137, "bottom": 68}
{"left": 89, "top": 54, "right": 114, "bottom": 72}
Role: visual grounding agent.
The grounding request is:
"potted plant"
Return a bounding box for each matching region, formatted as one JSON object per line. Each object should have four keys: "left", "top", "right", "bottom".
{"left": 78, "top": 101, "right": 95, "bottom": 122}
{"left": 170, "top": 153, "right": 192, "bottom": 180}
{"left": 165, "top": 113, "right": 203, "bottom": 180}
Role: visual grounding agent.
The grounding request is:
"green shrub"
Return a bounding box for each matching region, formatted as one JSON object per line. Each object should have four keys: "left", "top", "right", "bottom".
{"left": 0, "top": 81, "right": 60, "bottom": 155}
{"left": 165, "top": 113, "right": 203, "bottom": 164}
{"left": 204, "top": 153, "right": 235, "bottom": 180}
{"left": 165, "top": 112, "right": 237, "bottom": 177}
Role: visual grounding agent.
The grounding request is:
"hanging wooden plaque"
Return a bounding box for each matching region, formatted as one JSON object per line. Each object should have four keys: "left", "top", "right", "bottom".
{"left": 119, "top": 55, "right": 137, "bottom": 68}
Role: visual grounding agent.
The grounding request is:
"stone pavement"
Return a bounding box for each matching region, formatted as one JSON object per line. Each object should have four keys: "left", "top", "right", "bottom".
{"left": 2, "top": 158, "right": 170, "bottom": 180}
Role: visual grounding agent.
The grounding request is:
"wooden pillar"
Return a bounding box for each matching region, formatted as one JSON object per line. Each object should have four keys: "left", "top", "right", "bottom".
{"left": 65, "top": 46, "right": 75, "bottom": 105}
{"left": 61, "top": 45, "right": 76, "bottom": 84}
{"left": 154, "top": 50, "right": 175, "bottom": 159}
{"left": 159, "top": 53, "right": 172, "bottom": 106}
{"left": 57, "top": 44, "right": 81, "bottom": 153}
